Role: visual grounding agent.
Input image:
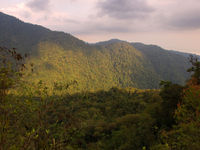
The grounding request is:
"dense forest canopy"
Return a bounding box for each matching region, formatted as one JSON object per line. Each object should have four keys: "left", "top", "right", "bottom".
{"left": 1, "top": 12, "right": 200, "bottom": 150}
{"left": 0, "top": 46, "right": 200, "bottom": 150}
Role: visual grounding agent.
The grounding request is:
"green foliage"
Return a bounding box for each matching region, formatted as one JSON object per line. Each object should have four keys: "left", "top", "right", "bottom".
{"left": 0, "top": 48, "right": 199, "bottom": 149}
{"left": 22, "top": 40, "right": 190, "bottom": 93}
{"left": 132, "top": 43, "right": 190, "bottom": 85}
{"left": 0, "top": 74, "right": 161, "bottom": 150}
{"left": 153, "top": 56, "right": 200, "bottom": 150}
{"left": 0, "top": 47, "right": 26, "bottom": 149}
{"left": 0, "top": 12, "right": 191, "bottom": 92}
{"left": 1, "top": 12, "right": 200, "bottom": 150}
{"left": 159, "top": 81, "right": 183, "bottom": 128}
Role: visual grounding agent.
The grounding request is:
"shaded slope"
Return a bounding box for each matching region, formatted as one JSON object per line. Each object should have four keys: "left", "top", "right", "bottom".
{"left": 132, "top": 43, "right": 190, "bottom": 84}
{"left": 0, "top": 12, "right": 87, "bottom": 54}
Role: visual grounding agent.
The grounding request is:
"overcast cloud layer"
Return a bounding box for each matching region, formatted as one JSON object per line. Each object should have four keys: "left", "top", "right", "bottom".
{"left": 97, "top": 0, "right": 154, "bottom": 19}
{"left": 0, "top": 0, "right": 200, "bottom": 54}
{"left": 26, "top": 0, "right": 50, "bottom": 12}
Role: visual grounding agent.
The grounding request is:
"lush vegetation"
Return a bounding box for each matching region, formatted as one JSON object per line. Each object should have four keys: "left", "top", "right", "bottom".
{"left": 1, "top": 12, "right": 200, "bottom": 150}
{"left": 0, "top": 12, "right": 191, "bottom": 92}
{"left": 1, "top": 45, "right": 200, "bottom": 150}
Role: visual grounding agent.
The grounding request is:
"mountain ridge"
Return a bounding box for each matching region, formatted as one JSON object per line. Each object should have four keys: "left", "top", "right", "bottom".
{"left": 0, "top": 12, "right": 192, "bottom": 92}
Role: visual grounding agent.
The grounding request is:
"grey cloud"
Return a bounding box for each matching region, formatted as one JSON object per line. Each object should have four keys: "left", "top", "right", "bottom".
{"left": 87, "top": 25, "right": 131, "bottom": 34}
{"left": 70, "top": 21, "right": 139, "bottom": 35}
{"left": 96, "top": 25, "right": 131, "bottom": 33}
{"left": 19, "top": 11, "right": 32, "bottom": 19}
{"left": 63, "top": 19, "right": 80, "bottom": 24}
{"left": 97, "top": 0, "right": 154, "bottom": 20}
{"left": 26, "top": 0, "right": 50, "bottom": 11}
{"left": 154, "top": 0, "right": 200, "bottom": 30}
{"left": 168, "top": 10, "right": 200, "bottom": 29}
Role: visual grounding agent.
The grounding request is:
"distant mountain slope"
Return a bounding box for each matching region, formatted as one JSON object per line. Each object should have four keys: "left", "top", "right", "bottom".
{"left": 132, "top": 43, "right": 190, "bottom": 84}
{"left": 0, "top": 12, "right": 192, "bottom": 91}
{"left": 0, "top": 12, "right": 87, "bottom": 54}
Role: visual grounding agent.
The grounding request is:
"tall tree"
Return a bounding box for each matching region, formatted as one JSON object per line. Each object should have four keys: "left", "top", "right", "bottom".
{"left": 0, "top": 47, "right": 26, "bottom": 149}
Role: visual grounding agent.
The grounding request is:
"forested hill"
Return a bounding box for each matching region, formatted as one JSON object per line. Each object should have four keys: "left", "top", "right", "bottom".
{"left": 0, "top": 12, "right": 192, "bottom": 91}
{"left": 0, "top": 12, "right": 87, "bottom": 54}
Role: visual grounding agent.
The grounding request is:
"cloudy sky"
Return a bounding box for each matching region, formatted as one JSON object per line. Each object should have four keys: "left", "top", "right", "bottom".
{"left": 0, "top": 0, "right": 200, "bottom": 54}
